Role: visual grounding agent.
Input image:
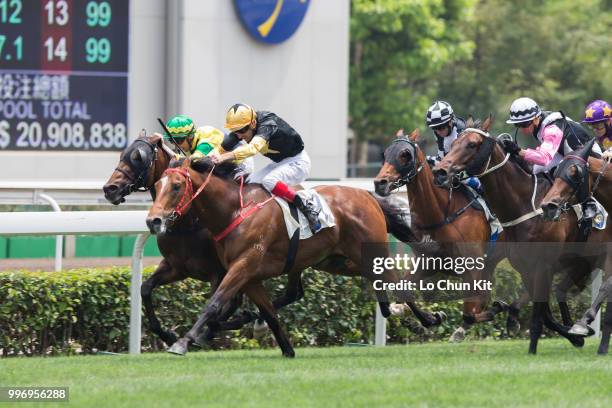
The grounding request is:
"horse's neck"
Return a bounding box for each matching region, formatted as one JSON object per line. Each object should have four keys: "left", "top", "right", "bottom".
{"left": 406, "top": 154, "right": 450, "bottom": 225}
{"left": 191, "top": 174, "right": 242, "bottom": 235}
{"left": 479, "top": 149, "right": 545, "bottom": 223}
{"left": 589, "top": 157, "right": 612, "bottom": 208}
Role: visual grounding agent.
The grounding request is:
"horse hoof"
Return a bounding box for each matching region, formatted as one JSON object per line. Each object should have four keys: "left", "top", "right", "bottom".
{"left": 167, "top": 339, "right": 188, "bottom": 356}
{"left": 449, "top": 327, "right": 466, "bottom": 343}
{"left": 507, "top": 318, "right": 520, "bottom": 337}
{"left": 569, "top": 323, "right": 595, "bottom": 337}
{"left": 434, "top": 311, "right": 447, "bottom": 325}
{"left": 253, "top": 319, "right": 269, "bottom": 339}
{"left": 569, "top": 335, "right": 585, "bottom": 348}
{"left": 283, "top": 349, "right": 296, "bottom": 358}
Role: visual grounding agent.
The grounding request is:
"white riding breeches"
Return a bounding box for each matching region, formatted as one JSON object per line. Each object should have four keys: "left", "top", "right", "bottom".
{"left": 247, "top": 150, "right": 311, "bottom": 192}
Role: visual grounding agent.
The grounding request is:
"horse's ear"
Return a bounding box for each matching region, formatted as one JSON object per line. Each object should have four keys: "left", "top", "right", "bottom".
{"left": 150, "top": 132, "right": 163, "bottom": 144}
{"left": 139, "top": 128, "right": 147, "bottom": 138}
{"left": 408, "top": 128, "right": 419, "bottom": 142}
{"left": 466, "top": 115, "right": 474, "bottom": 128}
{"left": 481, "top": 114, "right": 494, "bottom": 132}
{"left": 395, "top": 128, "right": 405, "bottom": 137}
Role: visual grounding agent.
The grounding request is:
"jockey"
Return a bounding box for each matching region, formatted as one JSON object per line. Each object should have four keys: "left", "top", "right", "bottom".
{"left": 426, "top": 101, "right": 501, "bottom": 236}
{"left": 425, "top": 101, "right": 481, "bottom": 193}
{"left": 582, "top": 99, "right": 612, "bottom": 158}
{"left": 164, "top": 115, "right": 253, "bottom": 179}
{"left": 503, "top": 97, "right": 601, "bottom": 218}
{"left": 208, "top": 103, "right": 321, "bottom": 233}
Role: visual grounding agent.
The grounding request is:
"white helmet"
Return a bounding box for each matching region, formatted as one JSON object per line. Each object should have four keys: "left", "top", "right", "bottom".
{"left": 507, "top": 97, "right": 541, "bottom": 124}
{"left": 426, "top": 101, "right": 454, "bottom": 128}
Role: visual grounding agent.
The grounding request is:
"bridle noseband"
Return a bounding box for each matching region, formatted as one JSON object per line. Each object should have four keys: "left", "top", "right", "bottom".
{"left": 162, "top": 165, "right": 215, "bottom": 222}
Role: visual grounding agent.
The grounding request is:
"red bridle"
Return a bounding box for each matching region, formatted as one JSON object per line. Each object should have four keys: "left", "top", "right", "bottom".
{"left": 162, "top": 166, "right": 215, "bottom": 219}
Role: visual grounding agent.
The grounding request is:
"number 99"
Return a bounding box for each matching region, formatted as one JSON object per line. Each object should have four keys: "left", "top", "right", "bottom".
{"left": 85, "top": 38, "right": 111, "bottom": 64}
{"left": 86, "top": 1, "right": 111, "bottom": 27}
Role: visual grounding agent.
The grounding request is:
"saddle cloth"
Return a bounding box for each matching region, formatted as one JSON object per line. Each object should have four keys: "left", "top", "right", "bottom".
{"left": 571, "top": 200, "right": 608, "bottom": 230}
{"left": 460, "top": 184, "right": 503, "bottom": 238}
{"left": 274, "top": 189, "right": 336, "bottom": 240}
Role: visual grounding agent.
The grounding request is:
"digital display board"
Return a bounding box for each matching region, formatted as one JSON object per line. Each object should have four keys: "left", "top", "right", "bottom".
{"left": 0, "top": 0, "right": 129, "bottom": 151}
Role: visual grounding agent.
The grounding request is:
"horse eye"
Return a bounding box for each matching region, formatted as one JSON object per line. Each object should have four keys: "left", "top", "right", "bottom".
{"left": 468, "top": 142, "right": 477, "bottom": 149}
{"left": 172, "top": 183, "right": 181, "bottom": 191}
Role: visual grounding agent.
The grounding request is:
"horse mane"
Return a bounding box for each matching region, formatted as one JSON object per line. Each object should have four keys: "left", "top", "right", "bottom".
{"left": 190, "top": 157, "right": 238, "bottom": 179}
{"left": 169, "top": 157, "right": 187, "bottom": 168}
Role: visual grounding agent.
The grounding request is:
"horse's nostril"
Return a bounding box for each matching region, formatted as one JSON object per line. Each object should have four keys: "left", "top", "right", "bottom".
{"left": 377, "top": 179, "right": 388, "bottom": 185}
{"left": 103, "top": 184, "right": 118, "bottom": 195}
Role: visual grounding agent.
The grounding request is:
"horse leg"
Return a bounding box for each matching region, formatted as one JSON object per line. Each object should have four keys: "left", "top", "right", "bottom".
{"left": 598, "top": 302, "right": 611, "bottom": 355}
{"left": 541, "top": 303, "right": 584, "bottom": 348}
{"left": 167, "top": 258, "right": 256, "bottom": 356}
{"left": 194, "top": 293, "right": 245, "bottom": 347}
{"left": 141, "top": 259, "right": 184, "bottom": 346}
{"left": 570, "top": 274, "right": 612, "bottom": 336}
{"left": 507, "top": 291, "right": 530, "bottom": 337}
{"left": 529, "top": 302, "right": 545, "bottom": 354}
{"left": 243, "top": 282, "right": 295, "bottom": 357}
{"left": 554, "top": 271, "right": 575, "bottom": 326}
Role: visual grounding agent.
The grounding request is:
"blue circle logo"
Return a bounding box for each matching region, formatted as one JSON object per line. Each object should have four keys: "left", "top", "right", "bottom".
{"left": 234, "top": 0, "right": 311, "bottom": 44}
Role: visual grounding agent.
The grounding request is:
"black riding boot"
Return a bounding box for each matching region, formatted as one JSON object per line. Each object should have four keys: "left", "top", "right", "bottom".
{"left": 293, "top": 195, "right": 321, "bottom": 233}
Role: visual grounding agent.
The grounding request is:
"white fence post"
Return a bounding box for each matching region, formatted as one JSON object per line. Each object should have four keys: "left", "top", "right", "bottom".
{"left": 375, "top": 304, "right": 386, "bottom": 346}
{"left": 36, "top": 192, "right": 63, "bottom": 272}
{"left": 129, "top": 234, "right": 148, "bottom": 355}
{"left": 591, "top": 269, "right": 602, "bottom": 338}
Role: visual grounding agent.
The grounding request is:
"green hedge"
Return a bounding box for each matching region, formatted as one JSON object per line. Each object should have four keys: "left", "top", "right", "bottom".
{"left": 0, "top": 263, "right": 594, "bottom": 356}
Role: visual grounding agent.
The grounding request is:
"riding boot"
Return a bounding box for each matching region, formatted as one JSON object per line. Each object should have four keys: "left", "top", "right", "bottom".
{"left": 294, "top": 194, "right": 321, "bottom": 233}
{"left": 271, "top": 181, "right": 321, "bottom": 233}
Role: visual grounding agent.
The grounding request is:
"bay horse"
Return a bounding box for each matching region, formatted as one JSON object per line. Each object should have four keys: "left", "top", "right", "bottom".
{"left": 540, "top": 142, "right": 611, "bottom": 354}
{"left": 374, "top": 128, "right": 512, "bottom": 342}
{"left": 103, "top": 133, "right": 265, "bottom": 347}
{"left": 104, "top": 133, "right": 434, "bottom": 350}
{"left": 431, "top": 115, "right": 610, "bottom": 354}
{"left": 146, "top": 157, "right": 441, "bottom": 357}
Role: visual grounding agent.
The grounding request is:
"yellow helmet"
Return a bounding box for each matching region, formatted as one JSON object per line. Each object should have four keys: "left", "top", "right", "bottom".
{"left": 225, "top": 103, "right": 257, "bottom": 131}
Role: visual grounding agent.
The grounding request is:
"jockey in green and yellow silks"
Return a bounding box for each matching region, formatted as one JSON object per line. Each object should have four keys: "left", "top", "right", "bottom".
{"left": 165, "top": 115, "right": 254, "bottom": 177}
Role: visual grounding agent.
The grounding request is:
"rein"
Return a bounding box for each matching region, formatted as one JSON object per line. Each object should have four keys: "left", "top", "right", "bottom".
{"left": 386, "top": 138, "right": 473, "bottom": 230}
{"left": 213, "top": 176, "right": 274, "bottom": 242}
{"left": 592, "top": 155, "right": 611, "bottom": 194}
{"left": 164, "top": 165, "right": 215, "bottom": 221}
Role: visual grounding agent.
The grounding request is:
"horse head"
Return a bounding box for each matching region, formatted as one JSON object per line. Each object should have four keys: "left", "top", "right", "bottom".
{"left": 541, "top": 139, "right": 595, "bottom": 221}
{"left": 103, "top": 131, "right": 168, "bottom": 204}
{"left": 374, "top": 129, "right": 423, "bottom": 196}
{"left": 432, "top": 114, "right": 495, "bottom": 188}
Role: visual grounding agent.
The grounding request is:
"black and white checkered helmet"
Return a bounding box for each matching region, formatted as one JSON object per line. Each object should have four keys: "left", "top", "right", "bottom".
{"left": 426, "top": 101, "right": 454, "bottom": 128}
{"left": 506, "top": 97, "right": 541, "bottom": 124}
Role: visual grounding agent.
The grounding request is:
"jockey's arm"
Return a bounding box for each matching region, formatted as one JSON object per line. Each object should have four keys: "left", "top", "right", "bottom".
{"left": 225, "top": 136, "right": 269, "bottom": 161}
{"left": 190, "top": 141, "right": 214, "bottom": 159}
{"left": 520, "top": 125, "right": 563, "bottom": 166}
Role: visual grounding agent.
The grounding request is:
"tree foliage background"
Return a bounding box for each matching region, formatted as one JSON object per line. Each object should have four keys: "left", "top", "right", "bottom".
{"left": 349, "top": 0, "right": 612, "bottom": 158}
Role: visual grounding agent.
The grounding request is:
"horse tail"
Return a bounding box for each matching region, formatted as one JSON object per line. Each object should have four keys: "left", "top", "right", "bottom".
{"left": 369, "top": 192, "right": 440, "bottom": 255}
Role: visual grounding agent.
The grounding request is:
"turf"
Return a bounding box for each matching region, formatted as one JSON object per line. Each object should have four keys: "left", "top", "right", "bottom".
{"left": 1, "top": 339, "right": 610, "bottom": 408}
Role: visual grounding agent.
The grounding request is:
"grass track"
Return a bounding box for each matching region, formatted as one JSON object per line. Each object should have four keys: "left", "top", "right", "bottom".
{"left": 1, "top": 339, "right": 610, "bottom": 407}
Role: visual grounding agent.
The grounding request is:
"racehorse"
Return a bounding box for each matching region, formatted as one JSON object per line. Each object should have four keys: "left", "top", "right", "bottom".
{"left": 374, "top": 128, "right": 513, "bottom": 342}
{"left": 539, "top": 141, "right": 611, "bottom": 354}
{"left": 104, "top": 133, "right": 435, "bottom": 350}
{"left": 103, "top": 133, "right": 256, "bottom": 347}
{"left": 146, "top": 157, "right": 443, "bottom": 357}
{"left": 431, "top": 115, "right": 610, "bottom": 354}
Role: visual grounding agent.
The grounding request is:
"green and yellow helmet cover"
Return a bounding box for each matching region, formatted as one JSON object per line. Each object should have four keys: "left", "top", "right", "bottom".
{"left": 165, "top": 115, "right": 195, "bottom": 139}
